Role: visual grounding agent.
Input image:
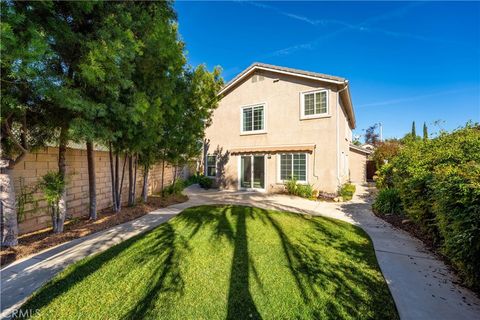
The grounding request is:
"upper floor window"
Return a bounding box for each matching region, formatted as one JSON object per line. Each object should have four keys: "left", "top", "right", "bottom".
{"left": 300, "top": 90, "right": 328, "bottom": 119}
{"left": 206, "top": 155, "right": 217, "bottom": 177}
{"left": 241, "top": 104, "right": 265, "bottom": 134}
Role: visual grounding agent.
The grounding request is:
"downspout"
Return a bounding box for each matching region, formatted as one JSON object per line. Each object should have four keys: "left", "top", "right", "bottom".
{"left": 336, "top": 81, "right": 349, "bottom": 188}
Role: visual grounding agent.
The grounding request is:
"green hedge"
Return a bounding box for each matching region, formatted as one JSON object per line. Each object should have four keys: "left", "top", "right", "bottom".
{"left": 375, "top": 124, "right": 480, "bottom": 289}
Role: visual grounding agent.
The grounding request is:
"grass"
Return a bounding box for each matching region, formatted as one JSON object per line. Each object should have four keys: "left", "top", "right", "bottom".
{"left": 21, "top": 205, "right": 398, "bottom": 320}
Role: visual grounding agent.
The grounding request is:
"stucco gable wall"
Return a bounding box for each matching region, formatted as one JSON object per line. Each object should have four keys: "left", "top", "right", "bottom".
{"left": 205, "top": 70, "right": 343, "bottom": 193}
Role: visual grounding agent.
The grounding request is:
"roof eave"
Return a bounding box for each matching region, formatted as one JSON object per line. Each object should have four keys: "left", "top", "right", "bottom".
{"left": 218, "top": 64, "right": 345, "bottom": 96}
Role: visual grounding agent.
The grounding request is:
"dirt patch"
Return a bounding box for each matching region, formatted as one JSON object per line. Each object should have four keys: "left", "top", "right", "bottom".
{"left": 0, "top": 194, "right": 188, "bottom": 266}
{"left": 379, "top": 213, "right": 437, "bottom": 251}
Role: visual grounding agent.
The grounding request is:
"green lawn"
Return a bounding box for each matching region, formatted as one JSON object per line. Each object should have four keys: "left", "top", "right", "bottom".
{"left": 21, "top": 205, "right": 398, "bottom": 319}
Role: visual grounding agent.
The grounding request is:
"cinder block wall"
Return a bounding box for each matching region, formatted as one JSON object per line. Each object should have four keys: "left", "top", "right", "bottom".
{"left": 12, "top": 146, "right": 185, "bottom": 234}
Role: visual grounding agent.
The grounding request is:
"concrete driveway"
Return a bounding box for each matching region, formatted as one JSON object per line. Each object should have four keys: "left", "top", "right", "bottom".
{"left": 1, "top": 185, "right": 480, "bottom": 319}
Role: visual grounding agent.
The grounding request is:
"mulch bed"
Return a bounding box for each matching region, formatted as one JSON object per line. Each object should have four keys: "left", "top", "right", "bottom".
{"left": 379, "top": 213, "right": 437, "bottom": 251}
{"left": 0, "top": 194, "right": 188, "bottom": 267}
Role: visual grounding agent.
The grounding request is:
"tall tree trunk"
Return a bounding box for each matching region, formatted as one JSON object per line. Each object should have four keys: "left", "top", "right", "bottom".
{"left": 128, "top": 155, "right": 134, "bottom": 206}
{"left": 56, "top": 125, "right": 68, "bottom": 233}
{"left": 161, "top": 157, "right": 165, "bottom": 196}
{"left": 0, "top": 161, "right": 18, "bottom": 247}
{"left": 117, "top": 155, "right": 127, "bottom": 212}
{"left": 173, "top": 165, "right": 178, "bottom": 185}
{"left": 132, "top": 154, "right": 138, "bottom": 206}
{"left": 86, "top": 140, "right": 97, "bottom": 220}
{"left": 109, "top": 143, "right": 117, "bottom": 212}
{"left": 141, "top": 165, "right": 149, "bottom": 203}
{"left": 114, "top": 152, "right": 120, "bottom": 212}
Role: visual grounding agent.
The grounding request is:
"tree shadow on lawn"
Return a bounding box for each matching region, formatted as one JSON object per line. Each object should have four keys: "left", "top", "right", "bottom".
{"left": 122, "top": 222, "right": 187, "bottom": 319}
{"left": 175, "top": 205, "right": 262, "bottom": 320}
{"left": 19, "top": 229, "right": 150, "bottom": 316}
{"left": 256, "top": 208, "right": 398, "bottom": 319}
{"left": 20, "top": 205, "right": 397, "bottom": 320}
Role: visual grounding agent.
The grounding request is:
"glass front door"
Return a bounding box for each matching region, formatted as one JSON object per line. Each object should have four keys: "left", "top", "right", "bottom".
{"left": 240, "top": 155, "right": 265, "bottom": 189}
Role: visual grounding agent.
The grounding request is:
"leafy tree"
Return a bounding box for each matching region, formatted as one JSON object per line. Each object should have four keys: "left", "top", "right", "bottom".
{"left": 371, "top": 139, "right": 402, "bottom": 169}
{"left": 0, "top": 2, "right": 55, "bottom": 246}
{"left": 364, "top": 124, "right": 380, "bottom": 146}
{"left": 163, "top": 65, "right": 223, "bottom": 188}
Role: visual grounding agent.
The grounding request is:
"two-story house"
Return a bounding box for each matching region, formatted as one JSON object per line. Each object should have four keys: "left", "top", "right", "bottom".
{"left": 203, "top": 63, "right": 367, "bottom": 194}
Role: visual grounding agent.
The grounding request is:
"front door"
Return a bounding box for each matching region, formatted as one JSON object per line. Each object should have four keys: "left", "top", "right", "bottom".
{"left": 240, "top": 155, "right": 265, "bottom": 190}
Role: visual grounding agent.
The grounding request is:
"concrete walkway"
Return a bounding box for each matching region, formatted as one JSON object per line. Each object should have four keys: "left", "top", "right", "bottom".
{"left": 2, "top": 185, "right": 480, "bottom": 319}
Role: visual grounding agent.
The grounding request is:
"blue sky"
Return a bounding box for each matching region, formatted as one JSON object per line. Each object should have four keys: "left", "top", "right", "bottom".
{"left": 175, "top": 1, "right": 480, "bottom": 140}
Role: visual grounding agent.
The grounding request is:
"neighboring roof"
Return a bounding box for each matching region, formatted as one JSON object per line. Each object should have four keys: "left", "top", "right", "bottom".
{"left": 218, "top": 62, "right": 356, "bottom": 129}
{"left": 349, "top": 144, "right": 373, "bottom": 155}
{"left": 229, "top": 144, "right": 315, "bottom": 155}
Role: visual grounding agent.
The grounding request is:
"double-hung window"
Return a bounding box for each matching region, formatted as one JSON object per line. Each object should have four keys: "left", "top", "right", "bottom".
{"left": 242, "top": 104, "right": 265, "bottom": 133}
{"left": 279, "top": 153, "right": 307, "bottom": 183}
{"left": 301, "top": 90, "right": 328, "bottom": 119}
{"left": 206, "top": 155, "right": 217, "bottom": 177}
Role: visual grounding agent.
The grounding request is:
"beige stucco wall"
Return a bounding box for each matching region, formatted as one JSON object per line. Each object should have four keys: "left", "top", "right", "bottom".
{"left": 205, "top": 69, "right": 354, "bottom": 193}
{"left": 349, "top": 148, "right": 368, "bottom": 183}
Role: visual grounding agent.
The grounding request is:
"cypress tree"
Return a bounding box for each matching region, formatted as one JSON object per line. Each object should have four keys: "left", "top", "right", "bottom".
{"left": 411, "top": 121, "right": 416, "bottom": 137}
{"left": 423, "top": 122, "right": 428, "bottom": 141}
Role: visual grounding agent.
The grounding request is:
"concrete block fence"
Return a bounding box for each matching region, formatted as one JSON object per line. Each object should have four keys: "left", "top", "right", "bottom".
{"left": 11, "top": 146, "right": 187, "bottom": 234}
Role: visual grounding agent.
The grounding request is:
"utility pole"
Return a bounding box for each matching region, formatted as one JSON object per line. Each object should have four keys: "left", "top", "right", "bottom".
{"left": 378, "top": 122, "right": 383, "bottom": 142}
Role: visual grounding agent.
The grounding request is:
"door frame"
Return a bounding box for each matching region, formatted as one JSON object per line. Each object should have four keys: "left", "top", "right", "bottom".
{"left": 237, "top": 154, "right": 267, "bottom": 192}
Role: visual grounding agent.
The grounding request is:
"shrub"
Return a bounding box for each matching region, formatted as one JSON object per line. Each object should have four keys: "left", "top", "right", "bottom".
{"left": 372, "top": 188, "right": 402, "bottom": 215}
{"left": 163, "top": 179, "right": 185, "bottom": 196}
{"left": 297, "top": 184, "right": 314, "bottom": 198}
{"left": 284, "top": 178, "right": 314, "bottom": 199}
{"left": 198, "top": 176, "right": 213, "bottom": 189}
{"left": 432, "top": 162, "right": 480, "bottom": 289}
{"left": 284, "top": 178, "right": 298, "bottom": 195}
{"left": 38, "top": 172, "right": 65, "bottom": 230}
{"left": 375, "top": 124, "right": 480, "bottom": 289}
{"left": 186, "top": 172, "right": 202, "bottom": 185}
{"left": 38, "top": 172, "right": 65, "bottom": 206}
{"left": 339, "top": 183, "right": 356, "bottom": 201}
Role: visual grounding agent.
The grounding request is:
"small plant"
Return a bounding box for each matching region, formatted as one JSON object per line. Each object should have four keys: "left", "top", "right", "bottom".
{"left": 198, "top": 175, "right": 213, "bottom": 189}
{"left": 16, "top": 177, "right": 38, "bottom": 223}
{"left": 38, "top": 172, "right": 65, "bottom": 233}
{"left": 284, "top": 178, "right": 314, "bottom": 199}
{"left": 284, "top": 177, "right": 298, "bottom": 195}
{"left": 372, "top": 188, "right": 402, "bottom": 215}
{"left": 339, "top": 183, "right": 356, "bottom": 201}
{"left": 163, "top": 179, "right": 186, "bottom": 196}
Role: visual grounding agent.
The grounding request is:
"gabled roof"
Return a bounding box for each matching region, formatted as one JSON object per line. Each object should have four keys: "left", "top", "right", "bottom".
{"left": 218, "top": 62, "right": 356, "bottom": 129}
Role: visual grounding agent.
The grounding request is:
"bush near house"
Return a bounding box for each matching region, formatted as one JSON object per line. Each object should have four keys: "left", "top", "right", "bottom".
{"left": 162, "top": 179, "right": 187, "bottom": 196}
{"left": 284, "top": 178, "right": 314, "bottom": 199}
{"left": 198, "top": 175, "right": 213, "bottom": 189}
{"left": 339, "top": 183, "right": 356, "bottom": 201}
{"left": 374, "top": 124, "right": 480, "bottom": 290}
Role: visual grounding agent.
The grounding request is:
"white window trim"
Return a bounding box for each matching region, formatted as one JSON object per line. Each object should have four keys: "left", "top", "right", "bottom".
{"left": 299, "top": 89, "right": 330, "bottom": 120}
{"left": 276, "top": 153, "right": 308, "bottom": 184}
{"left": 240, "top": 103, "right": 267, "bottom": 135}
{"left": 205, "top": 154, "right": 217, "bottom": 178}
